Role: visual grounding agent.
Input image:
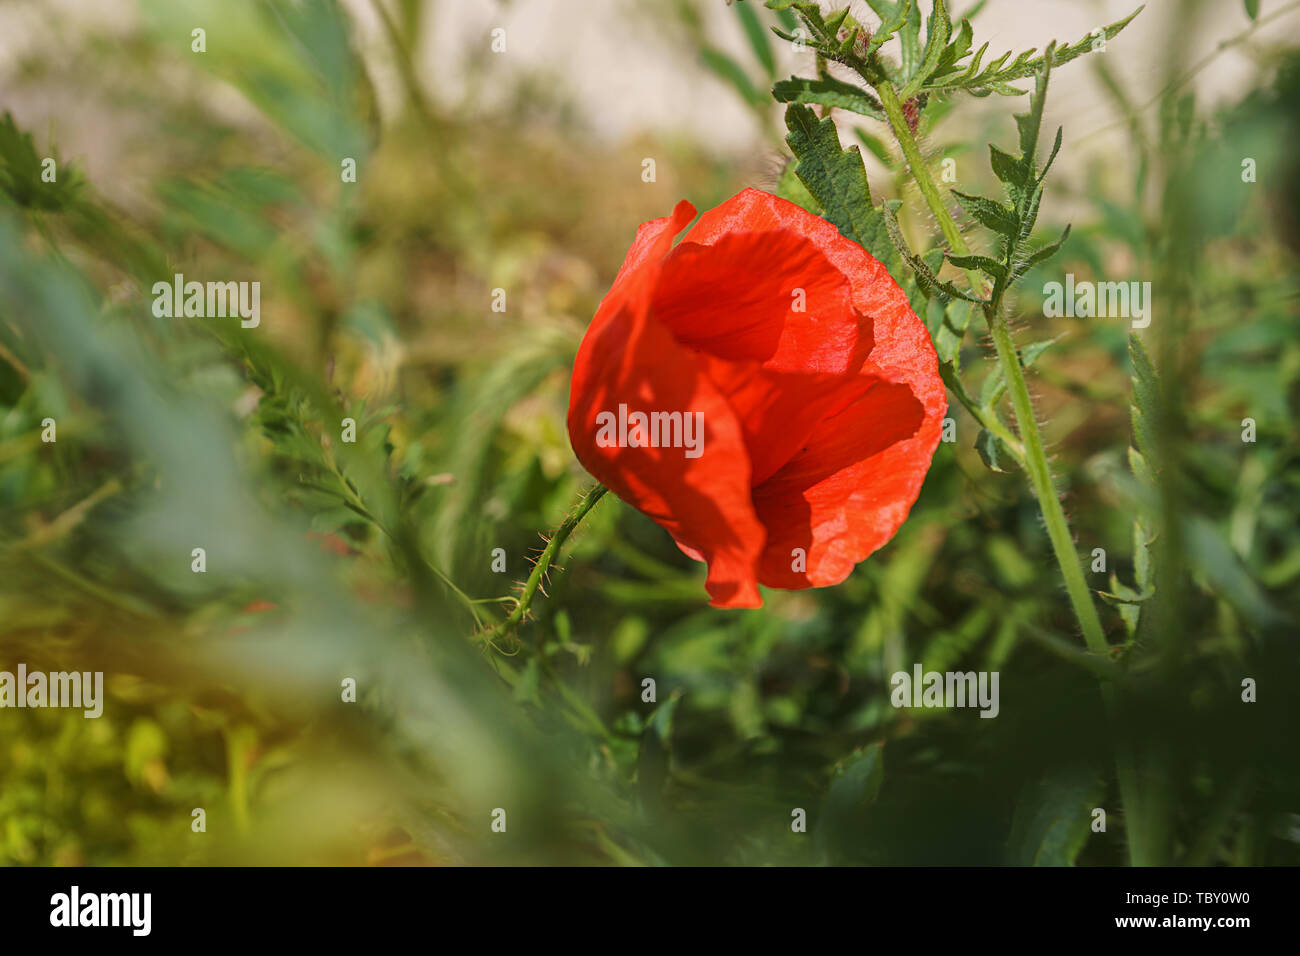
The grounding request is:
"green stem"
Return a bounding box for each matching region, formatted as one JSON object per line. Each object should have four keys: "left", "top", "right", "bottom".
{"left": 878, "top": 82, "right": 971, "bottom": 258}
{"left": 876, "top": 77, "right": 1156, "bottom": 865}
{"left": 877, "top": 80, "right": 987, "bottom": 343}
{"left": 483, "top": 484, "right": 608, "bottom": 643}
{"left": 311, "top": 461, "right": 485, "bottom": 626}
{"left": 984, "top": 302, "right": 1108, "bottom": 654}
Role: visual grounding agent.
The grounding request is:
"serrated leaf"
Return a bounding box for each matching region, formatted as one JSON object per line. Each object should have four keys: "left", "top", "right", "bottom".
{"left": 784, "top": 103, "right": 895, "bottom": 267}
{"left": 917, "top": 5, "right": 1142, "bottom": 95}
{"left": 946, "top": 252, "right": 1007, "bottom": 281}
{"left": 928, "top": 17, "right": 973, "bottom": 82}
{"left": 901, "top": 0, "right": 952, "bottom": 97}
{"left": 882, "top": 203, "right": 984, "bottom": 303}
{"left": 862, "top": 0, "right": 912, "bottom": 60}
{"left": 1017, "top": 182, "right": 1044, "bottom": 237}
{"left": 989, "top": 143, "right": 1029, "bottom": 187}
{"left": 1015, "top": 223, "right": 1071, "bottom": 277}
{"left": 952, "top": 189, "right": 1017, "bottom": 235}
{"left": 774, "top": 75, "right": 884, "bottom": 118}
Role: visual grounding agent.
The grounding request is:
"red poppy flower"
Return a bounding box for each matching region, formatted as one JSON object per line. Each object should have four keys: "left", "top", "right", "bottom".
{"left": 567, "top": 188, "right": 945, "bottom": 608}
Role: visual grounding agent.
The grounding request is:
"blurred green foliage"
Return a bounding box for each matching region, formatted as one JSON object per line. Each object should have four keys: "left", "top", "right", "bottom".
{"left": 0, "top": 0, "right": 1297, "bottom": 865}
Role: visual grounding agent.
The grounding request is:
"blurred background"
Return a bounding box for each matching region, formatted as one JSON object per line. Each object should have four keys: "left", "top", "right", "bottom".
{"left": 0, "top": 0, "right": 1297, "bottom": 865}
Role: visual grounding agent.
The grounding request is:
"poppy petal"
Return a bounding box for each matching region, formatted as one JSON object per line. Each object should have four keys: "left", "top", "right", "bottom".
{"left": 753, "top": 380, "right": 931, "bottom": 588}
{"left": 652, "top": 227, "right": 881, "bottom": 485}
{"left": 682, "top": 189, "right": 946, "bottom": 589}
{"left": 567, "top": 203, "right": 767, "bottom": 608}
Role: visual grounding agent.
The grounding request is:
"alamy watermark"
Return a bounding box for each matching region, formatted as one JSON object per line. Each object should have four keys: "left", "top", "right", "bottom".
{"left": 152, "top": 273, "right": 260, "bottom": 328}
{"left": 1042, "top": 274, "right": 1151, "bottom": 329}
{"left": 594, "top": 403, "right": 704, "bottom": 458}
{"left": 890, "top": 664, "right": 999, "bottom": 718}
{"left": 50, "top": 886, "right": 150, "bottom": 936}
{"left": 0, "top": 664, "right": 103, "bottom": 718}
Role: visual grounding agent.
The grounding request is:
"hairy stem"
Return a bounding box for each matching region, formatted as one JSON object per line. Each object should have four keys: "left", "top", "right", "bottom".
{"left": 984, "top": 301, "right": 1108, "bottom": 654}
{"left": 483, "top": 483, "right": 608, "bottom": 642}
{"left": 877, "top": 76, "right": 1156, "bottom": 864}
{"left": 877, "top": 81, "right": 971, "bottom": 257}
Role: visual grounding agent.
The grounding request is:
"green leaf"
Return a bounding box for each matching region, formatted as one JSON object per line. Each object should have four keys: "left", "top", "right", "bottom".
{"left": 700, "top": 47, "right": 765, "bottom": 106}
{"left": 775, "top": 160, "right": 822, "bottom": 216}
{"left": 815, "top": 743, "right": 885, "bottom": 858}
{"left": 927, "top": 16, "right": 973, "bottom": 83}
{"left": 1008, "top": 769, "right": 1104, "bottom": 866}
{"left": 938, "top": 297, "right": 974, "bottom": 364}
{"left": 1010, "top": 43, "right": 1055, "bottom": 194}
{"left": 915, "top": 5, "right": 1142, "bottom": 95}
{"left": 826, "top": 744, "right": 885, "bottom": 810}
{"left": 862, "top": 0, "right": 904, "bottom": 17}
{"left": 989, "top": 143, "right": 1029, "bottom": 188}
{"left": 141, "top": 0, "right": 367, "bottom": 159}
{"left": 862, "top": 1, "right": 913, "bottom": 60}
{"left": 979, "top": 334, "right": 1060, "bottom": 407}
{"left": 1184, "top": 516, "right": 1287, "bottom": 629}
{"left": 1127, "top": 447, "right": 1153, "bottom": 488}
{"left": 1038, "top": 126, "right": 1064, "bottom": 182}
{"left": 735, "top": 0, "right": 777, "bottom": 77}
{"left": 773, "top": 75, "right": 884, "bottom": 118}
{"left": 938, "top": 356, "right": 978, "bottom": 399}
{"left": 823, "top": 7, "right": 852, "bottom": 35}
{"left": 976, "top": 426, "right": 1009, "bottom": 472}
{"left": 1128, "top": 333, "right": 1160, "bottom": 461}
{"left": 901, "top": 0, "right": 953, "bottom": 98}
{"left": 1244, "top": 0, "right": 1260, "bottom": 19}
{"left": 951, "top": 189, "right": 1017, "bottom": 236}
{"left": 882, "top": 203, "right": 984, "bottom": 303}
{"left": 1015, "top": 223, "right": 1071, "bottom": 278}
{"left": 853, "top": 128, "right": 897, "bottom": 169}
{"left": 784, "top": 103, "right": 895, "bottom": 267}
{"left": 1132, "top": 509, "right": 1154, "bottom": 594}
{"left": 945, "top": 252, "right": 1007, "bottom": 282}
{"left": 898, "top": 0, "right": 923, "bottom": 77}
{"left": 1098, "top": 576, "right": 1155, "bottom": 605}
{"left": 0, "top": 113, "right": 86, "bottom": 212}
{"left": 770, "top": 4, "right": 800, "bottom": 31}
{"left": 638, "top": 692, "right": 682, "bottom": 812}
